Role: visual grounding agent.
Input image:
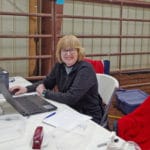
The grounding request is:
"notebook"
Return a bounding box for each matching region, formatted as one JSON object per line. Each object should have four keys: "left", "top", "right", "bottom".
{"left": 0, "top": 81, "right": 57, "bottom": 116}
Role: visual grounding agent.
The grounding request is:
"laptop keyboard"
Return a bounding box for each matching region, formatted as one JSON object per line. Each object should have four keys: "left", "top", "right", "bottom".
{"left": 14, "top": 96, "right": 43, "bottom": 114}
{"left": 13, "top": 95, "right": 57, "bottom": 116}
{"left": 0, "top": 81, "right": 57, "bottom": 116}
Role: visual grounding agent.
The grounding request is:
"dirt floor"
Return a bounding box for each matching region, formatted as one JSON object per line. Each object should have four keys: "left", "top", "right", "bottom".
{"left": 108, "top": 72, "right": 150, "bottom": 130}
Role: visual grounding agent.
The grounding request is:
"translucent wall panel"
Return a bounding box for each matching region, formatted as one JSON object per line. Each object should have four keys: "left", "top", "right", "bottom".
{"left": 62, "top": 0, "right": 150, "bottom": 72}
{"left": 0, "top": 0, "right": 29, "bottom": 77}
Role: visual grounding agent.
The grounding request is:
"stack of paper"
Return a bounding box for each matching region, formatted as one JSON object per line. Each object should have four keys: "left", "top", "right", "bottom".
{"left": 43, "top": 109, "right": 92, "bottom": 131}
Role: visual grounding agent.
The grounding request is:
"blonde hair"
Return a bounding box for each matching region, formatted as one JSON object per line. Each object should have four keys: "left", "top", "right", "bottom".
{"left": 56, "top": 35, "right": 85, "bottom": 63}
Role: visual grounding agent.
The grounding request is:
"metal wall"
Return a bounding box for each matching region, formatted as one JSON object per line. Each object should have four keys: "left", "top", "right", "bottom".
{"left": 0, "top": 0, "right": 150, "bottom": 81}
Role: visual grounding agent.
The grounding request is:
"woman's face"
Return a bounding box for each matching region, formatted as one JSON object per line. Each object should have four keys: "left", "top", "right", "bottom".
{"left": 61, "top": 48, "right": 78, "bottom": 67}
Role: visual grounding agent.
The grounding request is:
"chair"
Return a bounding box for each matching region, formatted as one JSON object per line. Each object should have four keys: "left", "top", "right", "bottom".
{"left": 84, "top": 58, "right": 110, "bottom": 74}
{"left": 96, "top": 73, "right": 119, "bottom": 128}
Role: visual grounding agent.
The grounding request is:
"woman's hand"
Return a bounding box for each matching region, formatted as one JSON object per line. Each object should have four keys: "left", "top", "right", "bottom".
{"left": 36, "top": 84, "right": 46, "bottom": 96}
{"left": 9, "top": 86, "right": 27, "bottom": 95}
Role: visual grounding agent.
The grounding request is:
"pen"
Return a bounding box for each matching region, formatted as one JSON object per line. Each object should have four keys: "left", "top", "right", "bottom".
{"left": 44, "top": 112, "right": 56, "bottom": 119}
{"left": 97, "top": 142, "right": 107, "bottom": 148}
{"left": 0, "top": 117, "right": 19, "bottom": 121}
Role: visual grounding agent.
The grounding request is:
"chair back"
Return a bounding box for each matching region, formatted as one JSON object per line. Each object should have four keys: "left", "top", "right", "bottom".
{"left": 84, "top": 58, "right": 110, "bottom": 74}
{"left": 96, "top": 73, "right": 119, "bottom": 127}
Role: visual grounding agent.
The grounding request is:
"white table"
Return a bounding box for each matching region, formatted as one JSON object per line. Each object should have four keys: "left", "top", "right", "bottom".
{"left": 0, "top": 76, "right": 128, "bottom": 150}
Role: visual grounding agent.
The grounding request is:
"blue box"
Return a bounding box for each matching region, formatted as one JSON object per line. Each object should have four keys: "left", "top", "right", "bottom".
{"left": 116, "top": 89, "right": 149, "bottom": 114}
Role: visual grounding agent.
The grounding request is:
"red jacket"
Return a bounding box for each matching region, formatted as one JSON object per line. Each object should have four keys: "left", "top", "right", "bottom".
{"left": 118, "top": 96, "right": 150, "bottom": 150}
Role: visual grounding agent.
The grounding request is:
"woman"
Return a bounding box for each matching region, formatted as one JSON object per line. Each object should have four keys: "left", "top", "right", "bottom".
{"left": 10, "top": 35, "right": 104, "bottom": 124}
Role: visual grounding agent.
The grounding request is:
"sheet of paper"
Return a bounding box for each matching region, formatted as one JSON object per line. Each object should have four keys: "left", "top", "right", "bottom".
{"left": 43, "top": 109, "right": 92, "bottom": 131}
{"left": 9, "top": 76, "right": 32, "bottom": 88}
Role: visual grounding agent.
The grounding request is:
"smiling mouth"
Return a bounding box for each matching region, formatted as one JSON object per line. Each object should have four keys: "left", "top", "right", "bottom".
{"left": 65, "top": 57, "right": 73, "bottom": 60}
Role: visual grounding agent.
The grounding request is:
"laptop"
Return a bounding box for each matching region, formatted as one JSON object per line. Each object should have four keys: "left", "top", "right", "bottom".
{"left": 0, "top": 81, "right": 57, "bottom": 116}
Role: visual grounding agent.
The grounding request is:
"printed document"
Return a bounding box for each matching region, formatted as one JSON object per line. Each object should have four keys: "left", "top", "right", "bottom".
{"left": 43, "top": 109, "right": 92, "bottom": 131}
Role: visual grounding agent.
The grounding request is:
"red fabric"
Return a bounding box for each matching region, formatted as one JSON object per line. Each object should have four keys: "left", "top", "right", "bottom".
{"left": 84, "top": 58, "right": 104, "bottom": 73}
{"left": 118, "top": 96, "right": 150, "bottom": 150}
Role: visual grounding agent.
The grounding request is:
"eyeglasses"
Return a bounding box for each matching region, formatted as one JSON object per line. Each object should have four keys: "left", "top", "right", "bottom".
{"left": 61, "top": 48, "right": 77, "bottom": 55}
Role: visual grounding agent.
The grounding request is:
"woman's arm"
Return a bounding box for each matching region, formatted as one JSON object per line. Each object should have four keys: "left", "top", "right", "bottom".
{"left": 26, "top": 64, "right": 58, "bottom": 92}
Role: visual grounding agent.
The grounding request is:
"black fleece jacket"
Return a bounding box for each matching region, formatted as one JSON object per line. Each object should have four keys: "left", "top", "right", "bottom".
{"left": 26, "top": 61, "right": 104, "bottom": 124}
